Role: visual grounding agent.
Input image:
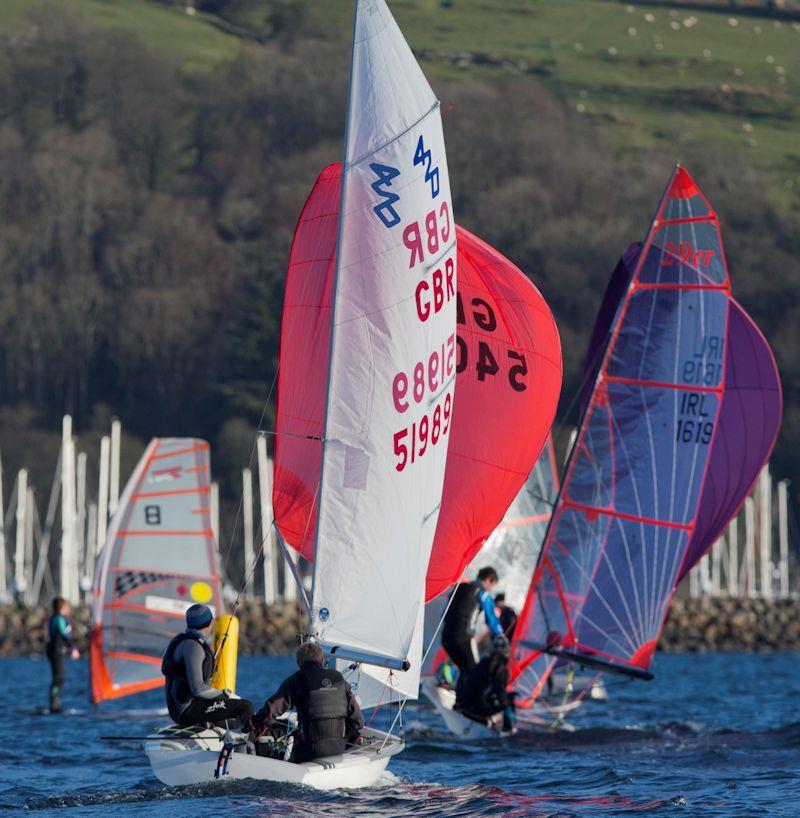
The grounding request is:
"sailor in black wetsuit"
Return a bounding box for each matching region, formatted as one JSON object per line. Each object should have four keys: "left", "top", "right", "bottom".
{"left": 245, "top": 641, "right": 365, "bottom": 762}
{"left": 161, "top": 604, "right": 253, "bottom": 727}
{"left": 494, "top": 593, "right": 518, "bottom": 640}
{"left": 46, "top": 597, "right": 79, "bottom": 713}
{"left": 442, "top": 566, "right": 505, "bottom": 681}
{"left": 457, "top": 645, "right": 516, "bottom": 733}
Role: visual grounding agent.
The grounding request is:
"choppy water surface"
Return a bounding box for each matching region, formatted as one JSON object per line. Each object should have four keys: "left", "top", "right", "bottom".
{"left": 2, "top": 652, "right": 798, "bottom": 816}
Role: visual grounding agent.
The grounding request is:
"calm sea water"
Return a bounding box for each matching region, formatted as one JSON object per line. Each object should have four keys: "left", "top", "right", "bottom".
{"left": 2, "top": 652, "right": 798, "bottom": 817}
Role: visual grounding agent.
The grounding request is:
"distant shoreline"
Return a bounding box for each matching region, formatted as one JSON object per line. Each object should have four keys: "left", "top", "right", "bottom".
{"left": 2, "top": 596, "right": 798, "bottom": 658}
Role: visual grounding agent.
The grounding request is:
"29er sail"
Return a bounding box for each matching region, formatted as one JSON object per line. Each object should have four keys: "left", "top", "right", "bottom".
{"left": 512, "top": 167, "right": 733, "bottom": 701}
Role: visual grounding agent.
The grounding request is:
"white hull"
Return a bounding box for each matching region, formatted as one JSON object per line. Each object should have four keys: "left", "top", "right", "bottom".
{"left": 144, "top": 725, "right": 403, "bottom": 790}
{"left": 420, "top": 678, "right": 578, "bottom": 738}
{"left": 420, "top": 678, "right": 510, "bottom": 739}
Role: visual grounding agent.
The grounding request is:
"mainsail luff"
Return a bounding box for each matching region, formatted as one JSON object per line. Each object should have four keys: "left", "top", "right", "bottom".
{"left": 308, "top": 0, "right": 456, "bottom": 689}
{"left": 90, "top": 438, "right": 222, "bottom": 704}
{"left": 511, "top": 167, "right": 732, "bottom": 701}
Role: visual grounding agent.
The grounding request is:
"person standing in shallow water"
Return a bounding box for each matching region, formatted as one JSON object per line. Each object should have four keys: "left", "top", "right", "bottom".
{"left": 46, "top": 597, "right": 80, "bottom": 713}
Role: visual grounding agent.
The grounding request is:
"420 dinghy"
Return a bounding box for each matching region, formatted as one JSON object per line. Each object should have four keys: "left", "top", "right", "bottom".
{"left": 145, "top": 0, "right": 457, "bottom": 789}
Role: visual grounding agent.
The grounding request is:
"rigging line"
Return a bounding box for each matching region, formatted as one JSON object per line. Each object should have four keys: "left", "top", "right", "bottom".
{"left": 219, "top": 362, "right": 280, "bottom": 580}
{"left": 379, "top": 569, "right": 467, "bottom": 753}
{"left": 214, "top": 517, "right": 276, "bottom": 667}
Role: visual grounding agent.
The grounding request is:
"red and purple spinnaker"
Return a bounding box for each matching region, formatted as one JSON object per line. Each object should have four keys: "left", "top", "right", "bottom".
{"left": 272, "top": 163, "right": 562, "bottom": 602}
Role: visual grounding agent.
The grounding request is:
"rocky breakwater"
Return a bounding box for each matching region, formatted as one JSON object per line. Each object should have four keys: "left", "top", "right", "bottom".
{"left": 659, "top": 596, "right": 800, "bottom": 652}
{"left": 0, "top": 600, "right": 306, "bottom": 657}
{"left": 2, "top": 597, "right": 798, "bottom": 657}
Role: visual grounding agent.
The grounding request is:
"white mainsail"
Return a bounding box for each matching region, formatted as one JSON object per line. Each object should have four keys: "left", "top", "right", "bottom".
{"left": 311, "top": 0, "right": 456, "bottom": 704}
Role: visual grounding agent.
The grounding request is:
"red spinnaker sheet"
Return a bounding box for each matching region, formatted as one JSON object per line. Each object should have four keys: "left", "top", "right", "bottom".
{"left": 511, "top": 168, "right": 732, "bottom": 702}
{"left": 273, "top": 164, "right": 562, "bottom": 601}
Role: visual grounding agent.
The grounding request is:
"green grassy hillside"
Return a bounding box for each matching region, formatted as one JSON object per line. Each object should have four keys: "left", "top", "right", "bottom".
{"left": 3, "top": 0, "right": 796, "bottom": 204}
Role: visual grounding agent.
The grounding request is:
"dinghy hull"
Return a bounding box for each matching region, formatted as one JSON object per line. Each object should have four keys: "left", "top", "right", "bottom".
{"left": 420, "top": 678, "right": 579, "bottom": 737}
{"left": 144, "top": 726, "right": 402, "bottom": 790}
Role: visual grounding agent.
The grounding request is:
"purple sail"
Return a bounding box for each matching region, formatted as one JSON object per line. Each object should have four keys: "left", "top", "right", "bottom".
{"left": 677, "top": 298, "right": 782, "bottom": 580}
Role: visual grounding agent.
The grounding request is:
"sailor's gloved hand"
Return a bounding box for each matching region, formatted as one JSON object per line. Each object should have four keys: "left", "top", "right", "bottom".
{"left": 492, "top": 633, "right": 508, "bottom": 651}
{"left": 70, "top": 648, "right": 80, "bottom": 660}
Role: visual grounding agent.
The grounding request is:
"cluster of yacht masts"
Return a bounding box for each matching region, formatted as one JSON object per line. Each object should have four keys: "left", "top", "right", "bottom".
{"left": 0, "top": 416, "right": 296, "bottom": 607}
{"left": 688, "top": 465, "right": 795, "bottom": 599}
{"left": 0, "top": 414, "right": 793, "bottom": 608}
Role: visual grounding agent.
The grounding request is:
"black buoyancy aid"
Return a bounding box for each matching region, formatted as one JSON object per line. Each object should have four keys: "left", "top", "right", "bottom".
{"left": 460, "top": 653, "right": 508, "bottom": 717}
{"left": 442, "top": 581, "right": 481, "bottom": 636}
{"left": 296, "top": 666, "right": 349, "bottom": 757}
{"left": 161, "top": 632, "right": 215, "bottom": 718}
{"left": 46, "top": 615, "right": 72, "bottom": 655}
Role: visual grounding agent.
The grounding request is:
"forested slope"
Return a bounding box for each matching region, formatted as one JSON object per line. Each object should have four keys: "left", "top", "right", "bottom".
{"left": 0, "top": 0, "right": 796, "bottom": 547}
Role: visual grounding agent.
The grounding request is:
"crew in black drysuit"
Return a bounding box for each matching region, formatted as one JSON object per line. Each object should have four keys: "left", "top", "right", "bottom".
{"left": 245, "top": 641, "right": 365, "bottom": 763}
{"left": 161, "top": 603, "right": 253, "bottom": 727}
{"left": 494, "top": 592, "right": 518, "bottom": 639}
{"left": 46, "top": 597, "right": 78, "bottom": 713}
{"left": 456, "top": 647, "right": 516, "bottom": 732}
{"left": 441, "top": 567, "right": 505, "bottom": 682}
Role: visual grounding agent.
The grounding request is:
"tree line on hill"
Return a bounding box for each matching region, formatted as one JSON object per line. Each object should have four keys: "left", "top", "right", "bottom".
{"left": 0, "top": 4, "right": 796, "bottom": 524}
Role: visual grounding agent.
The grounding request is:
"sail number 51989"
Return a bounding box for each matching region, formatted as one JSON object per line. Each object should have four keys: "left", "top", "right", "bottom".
{"left": 394, "top": 393, "right": 452, "bottom": 472}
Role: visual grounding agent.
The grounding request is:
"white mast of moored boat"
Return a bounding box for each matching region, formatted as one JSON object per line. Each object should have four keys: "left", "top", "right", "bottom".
{"left": 727, "top": 516, "right": 739, "bottom": 596}
{"left": 778, "top": 480, "right": 790, "bottom": 598}
{"left": 14, "top": 469, "right": 27, "bottom": 601}
{"left": 256, "top": 435, "right": 277, "bottom": 605}
{"left": 109, "top": 419, "right": 121, "bottom": 517}
{"left": 242, "top": 468, "right": 254, "bottom": 596}
{"left": 759, "top": 466, "right": 773, "bottom": 599}
{"left": 96, "top": 435, "right": 110, "bottom": 555}
{"left": 60, "top": 415, "right": 78, "bottom": 605}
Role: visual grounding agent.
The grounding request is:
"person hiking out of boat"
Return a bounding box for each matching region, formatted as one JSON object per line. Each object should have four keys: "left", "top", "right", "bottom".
{"left": 46, "top": 597, "right": 80, "bottom": 713}
{"left": 244, "top": 641, "right": 365, "bottom": 763}
{"left": 494, "top": 593, "right": 518, "bottom": 640}
{"left": 441, "top": 566, "right": 505, "bottom": 685}
{"left": 161, "top": 603, "right": 253, "bottom": 728}
{"left": 456, "top": 640, "right": 516, "bottom": 733}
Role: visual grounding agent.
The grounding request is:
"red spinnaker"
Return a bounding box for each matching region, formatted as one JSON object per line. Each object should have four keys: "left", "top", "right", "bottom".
{"left": 273, "top": 164, "right": 562, "bottom": 601}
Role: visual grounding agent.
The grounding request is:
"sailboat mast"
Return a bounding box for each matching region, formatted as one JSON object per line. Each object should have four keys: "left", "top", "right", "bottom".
{"left": 307, "top": 0, "right": 360, "bottom": 622}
